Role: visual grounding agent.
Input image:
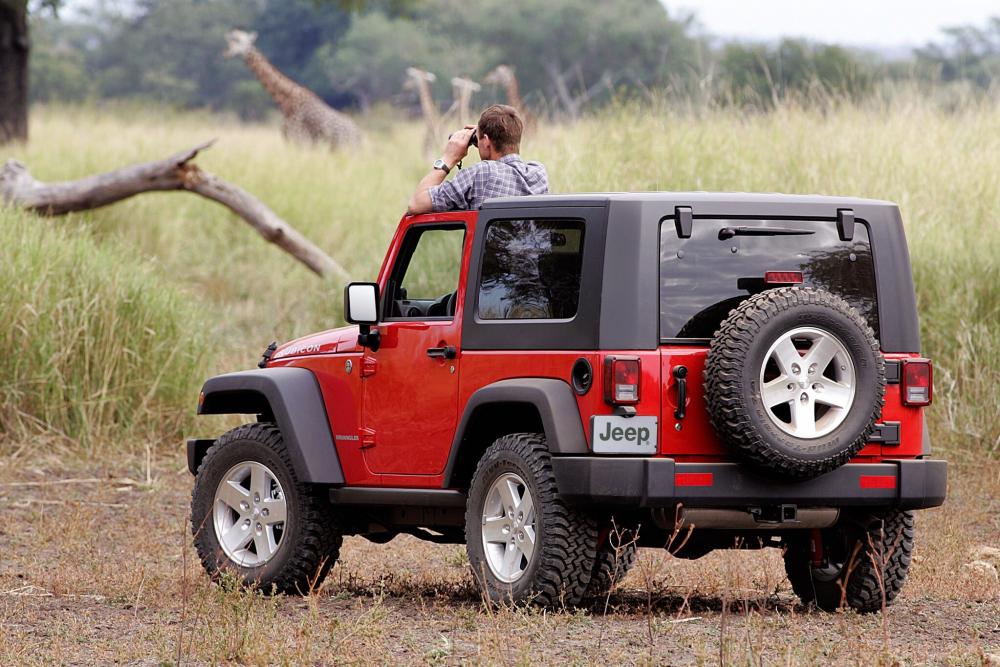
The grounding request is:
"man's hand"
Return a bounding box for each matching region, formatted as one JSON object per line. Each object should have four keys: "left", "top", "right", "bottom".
{"left": 443, "top": 125, "right": 476, "bottom": 168}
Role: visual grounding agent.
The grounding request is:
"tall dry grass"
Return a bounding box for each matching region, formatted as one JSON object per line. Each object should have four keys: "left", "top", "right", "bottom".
{"left": 1, "top": 97, "right": 998, "bottom": 461}
{"left": 0, "top": 209, "right": 209, "bottom": 455}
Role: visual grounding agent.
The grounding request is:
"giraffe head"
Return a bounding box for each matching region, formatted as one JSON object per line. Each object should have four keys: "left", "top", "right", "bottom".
{"left": 484, "top": 65, "right": 515, "bottom": 86}
{"left": 404, "top": 67, "right": 437, "bottom": 89}
{"left": 224, "top": 29, "right": 258, "bottom": 59}
{"left": 451, "top": 77, "right": 482, "bottom": 94}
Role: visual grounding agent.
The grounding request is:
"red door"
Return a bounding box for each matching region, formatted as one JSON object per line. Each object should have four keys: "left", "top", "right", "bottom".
{"left": 361, "top": 222, "right": 468, "bottom": 476}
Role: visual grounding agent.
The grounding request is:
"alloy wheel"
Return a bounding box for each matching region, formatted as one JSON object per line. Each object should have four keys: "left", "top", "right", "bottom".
{"left": 213, "top": 461, "right": 288, "bottom": 567}
{"left": 481, "top": 472, "right": 537, "bottom": 583}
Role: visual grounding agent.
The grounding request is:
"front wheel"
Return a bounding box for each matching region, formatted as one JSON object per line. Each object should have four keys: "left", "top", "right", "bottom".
{"left": 783, "top": 510, "right": 915, "bottom": 613}
{"left": 465, "top": 433, "right": 598, "bottom": 607}
{"left": 190, "top": 423, "right": 342, "bottom": 594}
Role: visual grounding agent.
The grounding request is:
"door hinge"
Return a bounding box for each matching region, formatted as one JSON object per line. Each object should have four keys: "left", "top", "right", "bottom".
{"left": 360, "top": 428, "right": 376, "bottom": 449}
{"left": 361, "top": 356, "right": 377, "bottom": 377}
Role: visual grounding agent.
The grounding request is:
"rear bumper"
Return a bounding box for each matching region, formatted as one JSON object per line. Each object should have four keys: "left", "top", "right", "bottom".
{"left": 551, "top": 457, "right": 947, "bottom": 510}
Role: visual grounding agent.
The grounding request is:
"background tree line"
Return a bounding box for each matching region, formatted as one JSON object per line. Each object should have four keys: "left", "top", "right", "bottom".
{"left": 22, "top": 0, "right": 1000, "bottom": 121}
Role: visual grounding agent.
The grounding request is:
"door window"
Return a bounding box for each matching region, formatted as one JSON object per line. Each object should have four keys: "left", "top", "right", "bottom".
{"left": 384, "top": 225, "right": 465, "bottom": 320}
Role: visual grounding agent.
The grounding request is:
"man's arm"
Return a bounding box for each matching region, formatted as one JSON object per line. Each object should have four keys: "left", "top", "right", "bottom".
{"left": 407, "top": 126, "right": 476, "bottom": 215}
{"left": 406, "top": 169, "right": 447, "bottom": 215}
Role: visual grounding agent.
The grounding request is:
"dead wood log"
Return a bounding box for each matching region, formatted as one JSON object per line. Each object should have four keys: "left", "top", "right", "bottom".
{"left": 0, "top": 141, "right": 346, "bottom": 279}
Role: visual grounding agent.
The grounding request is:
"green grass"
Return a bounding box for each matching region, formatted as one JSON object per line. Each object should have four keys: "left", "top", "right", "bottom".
{"left": 0, "top": 208, "right": 210, "bottom": 454}
{"left": 2, "top": 98, "right": 998, "bottom": 460}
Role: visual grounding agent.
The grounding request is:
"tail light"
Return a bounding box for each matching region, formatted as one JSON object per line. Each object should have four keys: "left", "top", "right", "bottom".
{"left": 902, "top": 359, "right": 933, "bottom": 406}
{"left": 604, "top": 356, "right": 640, "bottom": 405}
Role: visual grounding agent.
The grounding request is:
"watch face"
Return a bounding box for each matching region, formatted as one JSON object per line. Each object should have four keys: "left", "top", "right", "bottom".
{"left": 433, "top": 159, "right": 448, "bottom": 171}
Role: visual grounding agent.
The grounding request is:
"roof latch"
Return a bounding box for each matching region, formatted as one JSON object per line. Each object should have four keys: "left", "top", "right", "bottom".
{"left": 675, "top": 206, "right": 693, "bottom": 239}
{"left": 837, "top": 209, "right": 855, "bottom": 242}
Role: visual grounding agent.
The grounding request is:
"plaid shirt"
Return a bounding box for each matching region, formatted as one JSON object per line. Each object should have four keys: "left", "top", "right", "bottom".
{"left": 429, "top": 154, "right": 549, "bottom": 211}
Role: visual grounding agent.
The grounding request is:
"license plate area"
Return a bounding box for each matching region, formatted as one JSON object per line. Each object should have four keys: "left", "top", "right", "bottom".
{"left": 591, "top": 415, "right": 658, "bottom": 454}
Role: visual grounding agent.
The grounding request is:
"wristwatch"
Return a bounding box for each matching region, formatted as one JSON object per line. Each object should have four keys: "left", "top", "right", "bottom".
{"left": 432, "top": 158, "right": 450, "bottom": 174}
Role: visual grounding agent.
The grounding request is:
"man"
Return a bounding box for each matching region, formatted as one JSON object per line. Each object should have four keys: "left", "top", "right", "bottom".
{"left": 407, "top": 104, "right": 548, "bottom": 214}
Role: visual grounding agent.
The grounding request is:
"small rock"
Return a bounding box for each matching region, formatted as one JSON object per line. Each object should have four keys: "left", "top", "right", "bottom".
{"left": 961, "top": 560, "right": 999, "bottom": 584}
{"left": 984, "top": 653, "right": 1000, "bottom": 666}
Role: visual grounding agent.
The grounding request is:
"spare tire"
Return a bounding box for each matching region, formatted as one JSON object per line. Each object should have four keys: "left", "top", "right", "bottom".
{"left": 704, "top": 287, "right": 885, "bottom": 479}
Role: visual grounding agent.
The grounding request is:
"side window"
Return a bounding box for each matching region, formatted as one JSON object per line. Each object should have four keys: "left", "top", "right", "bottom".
{"left": 477, "top": 219, "right": 585, "bottom": 320}
{"left": 385, "top": 226, "right": 465, "bottom": 319}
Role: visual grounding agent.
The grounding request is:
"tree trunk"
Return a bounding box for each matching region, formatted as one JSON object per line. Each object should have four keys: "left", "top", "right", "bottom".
{"left": 543, "top": 59, "right": 580, "bottom": 121}
{"left": 1, "top": 142, "right": 347, "bottom": 279}
{"left": 0, "top": 1, "right": 29, "bottom": 144}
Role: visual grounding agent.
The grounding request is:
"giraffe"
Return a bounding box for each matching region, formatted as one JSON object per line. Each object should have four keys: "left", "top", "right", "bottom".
{"left": 450, "top": 76, "right": 482, "bottom": 126}
{"left": 224, "top": 29, "right": 362, "bottom": 150}
{"left": 484, "top": 64, "right": 537, "bottom": 137}
{"left": 405, "top": 67, "right": 445, "bottom": 159}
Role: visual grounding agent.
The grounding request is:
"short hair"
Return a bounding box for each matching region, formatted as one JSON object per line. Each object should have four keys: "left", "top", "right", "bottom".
{"left": 477, "top": 104, "right": 523, "bottom": 154}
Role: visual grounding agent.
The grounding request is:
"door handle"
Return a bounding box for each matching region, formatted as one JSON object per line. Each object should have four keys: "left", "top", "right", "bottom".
{"left": 427, "top": 345, "right": 457, "bottom": 359}
{"left": 673, "top": 365, "right": 688, "bottom": 420}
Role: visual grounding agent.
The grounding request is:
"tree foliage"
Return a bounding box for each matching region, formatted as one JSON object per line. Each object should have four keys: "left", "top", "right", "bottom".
{"left": 915, "top": 17, "right": 1000, "bottom": 88}
{"left": 717, "top": 39, "right": 875, "bottom": 107}
{"left": 24, "top": 0, "right": 1000, "bottom": 118}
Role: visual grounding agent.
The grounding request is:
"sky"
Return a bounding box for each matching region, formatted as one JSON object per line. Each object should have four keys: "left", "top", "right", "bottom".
{"left": 661, "top": 0, "right": 999, "bottom": 50}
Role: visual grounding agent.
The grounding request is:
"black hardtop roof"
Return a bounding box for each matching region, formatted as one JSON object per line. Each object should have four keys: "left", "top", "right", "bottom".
{"left": 474, "top": 191, "right": 918, "bottom": 354}
{"left": 482, "top": 191, "right": 898, "bottom": 211}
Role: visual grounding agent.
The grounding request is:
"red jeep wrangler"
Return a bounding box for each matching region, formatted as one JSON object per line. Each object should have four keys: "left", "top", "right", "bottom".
{"left": 188, "top": 193, "right": 946, "bottom": 612}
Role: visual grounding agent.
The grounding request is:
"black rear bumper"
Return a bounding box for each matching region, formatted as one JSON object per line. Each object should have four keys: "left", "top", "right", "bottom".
{"left": 551, "top": 457, "right": 947, "bottom": 511}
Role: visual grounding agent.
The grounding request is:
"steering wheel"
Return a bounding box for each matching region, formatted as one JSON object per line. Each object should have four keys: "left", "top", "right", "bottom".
{"left": 427, "top": 292, "right": 450, "bottom": 317}
{"left": 427, "top": 291, "right": 458, "bottom": 317}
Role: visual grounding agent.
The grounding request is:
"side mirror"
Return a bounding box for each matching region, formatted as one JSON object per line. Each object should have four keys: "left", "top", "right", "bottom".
{"left": 344, "top": 282, "right": 381, "bottom": 351}
{"left": 344, "top": 282, "right": 379, "bottom": 325}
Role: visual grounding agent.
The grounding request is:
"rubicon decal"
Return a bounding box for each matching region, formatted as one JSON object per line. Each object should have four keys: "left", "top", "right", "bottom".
{"left": 274, "top": 343, "right": 323, "bottom": 358}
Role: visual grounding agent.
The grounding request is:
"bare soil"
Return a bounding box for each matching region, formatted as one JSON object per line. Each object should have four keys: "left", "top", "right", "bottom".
{"left": 0, "top": 452, "right": 997, "bottom": 666}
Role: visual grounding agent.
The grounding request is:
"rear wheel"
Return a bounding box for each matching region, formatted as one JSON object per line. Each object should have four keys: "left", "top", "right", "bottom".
{"left": 191, "top": 423, "right": 342, "bottom": 594}
{"left": 784, "top": 510, "right": 915, "bottom": 613}
{"left": 585, "top": 527, "right": 639, "bottom": 598}
{"left": 465, "top": 433, "right": 598, "bottom": 607}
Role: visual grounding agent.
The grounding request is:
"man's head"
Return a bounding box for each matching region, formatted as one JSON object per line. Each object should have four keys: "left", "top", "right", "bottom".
{"left": 476, "top": 104, "right": 523, "bottom": 160}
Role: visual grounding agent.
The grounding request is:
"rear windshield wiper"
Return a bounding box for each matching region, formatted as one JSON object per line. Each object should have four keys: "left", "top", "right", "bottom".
{"left": 718, "top": 226, "right": 815, "bottom": 240}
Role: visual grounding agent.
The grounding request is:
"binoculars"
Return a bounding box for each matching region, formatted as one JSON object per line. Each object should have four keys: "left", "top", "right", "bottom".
{"left": 450, "top": 130, "right": 478, "bottom": 148}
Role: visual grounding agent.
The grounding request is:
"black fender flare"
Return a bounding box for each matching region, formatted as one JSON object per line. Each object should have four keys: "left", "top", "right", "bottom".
{"left": 442, "top": 378, "right": 587, "bottom": 488}
{"left": 196, "top": 367, "right": 344, "bottom": 484}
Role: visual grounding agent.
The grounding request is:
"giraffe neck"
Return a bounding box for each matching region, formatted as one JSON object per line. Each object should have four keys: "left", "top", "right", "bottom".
{"left": 459, "top": 88, "right": 473, "bottom": 121}
{"left": 243, "top": 48, "right": 303, "bottom": 116}
{"left": 414, "top": 78, "right": 439, "bottom": 125}
{"left": 506, "top": 77, "right": 525, "bottom": 111}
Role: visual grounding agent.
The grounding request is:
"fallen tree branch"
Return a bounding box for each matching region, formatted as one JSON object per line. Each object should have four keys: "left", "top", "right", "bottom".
{"left": 0, "top": 141, "right": 346, "bottom": 279}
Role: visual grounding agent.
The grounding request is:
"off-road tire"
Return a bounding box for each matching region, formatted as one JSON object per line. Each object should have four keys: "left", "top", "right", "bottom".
{"left": 465, "top": 433, "right": 598, "bottom": 607}
{"left": 784, "top": 510, "right": 915, "bottom": 613}
{"left": 585, "top": 529, "right": 639, "bottom": 598}
{"left": 191, "top": 422, "right": 342, "bottom": 595}
{"left": 704, "top": 286, "right": 885, "bottom": 479}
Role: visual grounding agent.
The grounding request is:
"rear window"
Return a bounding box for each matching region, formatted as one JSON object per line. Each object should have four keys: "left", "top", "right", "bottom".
{"left": 478, "top": 219, "right": 585, "bottom": 320}
{"left": 659, "top": 218, "right": 879, "bottom": 340}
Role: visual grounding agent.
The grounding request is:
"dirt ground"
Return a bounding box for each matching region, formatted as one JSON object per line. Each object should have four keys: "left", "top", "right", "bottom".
{"left": 0, "top": 452, "right": 997, "bottom": 666}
